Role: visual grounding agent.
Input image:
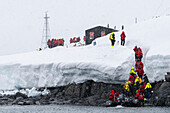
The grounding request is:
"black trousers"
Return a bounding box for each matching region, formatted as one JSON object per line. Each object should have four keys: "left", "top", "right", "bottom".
{"left": 111, "top": 40, "right": 115, "bottom": 46}
{"left": 121, "top": 39, "right": 125, "bottom": 46}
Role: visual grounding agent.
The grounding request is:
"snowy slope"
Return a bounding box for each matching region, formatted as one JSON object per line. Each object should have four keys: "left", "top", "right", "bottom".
{"left": 0, "top": 16, "right": 170, "bottom": 90}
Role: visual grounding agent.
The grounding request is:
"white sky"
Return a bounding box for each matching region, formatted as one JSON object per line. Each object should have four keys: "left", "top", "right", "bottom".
{"left": 0, "top": 0, "right": 169, "bottom": 55}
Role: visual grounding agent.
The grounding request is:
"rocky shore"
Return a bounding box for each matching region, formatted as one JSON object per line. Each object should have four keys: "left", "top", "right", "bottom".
{"left": 0, "top": 72, "right": 170, "bottom": 106}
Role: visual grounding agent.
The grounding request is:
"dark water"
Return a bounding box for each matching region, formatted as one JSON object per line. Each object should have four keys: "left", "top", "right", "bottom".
{"left": 0, "top": 105, "right": 169, "bottom": 113}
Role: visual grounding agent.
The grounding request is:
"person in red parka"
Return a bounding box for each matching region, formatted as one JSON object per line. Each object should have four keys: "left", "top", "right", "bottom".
{"left": 136, "top": 66, "right": 144, "bottom": 78}
{"left": 109, "top": 90, "right": 119, "bottom": 102}
{"left": 135, "top": 90, "right": 144, "bottom": 102}
{"left": 109, "top": 90, "right": 115, "bottom": 100}
{"left": 128, "top": 74, "right": 135, "bottom": 96}
{"left": 120, "top": 31, "right": 126, "bottom": 46}
{"left": 133, "top": 46, "right": 138, "bottom": 61}
{"left": 47, "top": 39, "right": 51, "bottom": 48}
{"left": 135, "top": 59, "right": 144, "bottom": 70}
{"left": 137, "top": 48, "right": 143, "bottom": 61}
{"left": 140, "top": 82, "right": 146, "bottom": 93}
{"left": 70, "top": 38, "right": 73, "bottom": 44}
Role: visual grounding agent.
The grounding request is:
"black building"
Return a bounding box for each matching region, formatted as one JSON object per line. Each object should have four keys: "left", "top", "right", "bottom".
{"left": 85, "top": 26, "right": 118, "bottom": 45}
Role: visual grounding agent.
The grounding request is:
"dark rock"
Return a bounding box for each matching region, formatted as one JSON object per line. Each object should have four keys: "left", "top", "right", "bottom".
{"left": 12, "top": 97, "right": 23, "bottom": 105}
{"left": 165, "top": 74, "right": 170, "bottom": 82}
{"left": 165, "top": 95, "right": 170, "bottom": 106}
{"left": 15, "top": 92, "right": 27, "bottom": 99}
{"left": 153, "top": 82, "right": 170, "bottom": 106}
{"left": 167, "top": 72, "right": 170, "bottom": 75}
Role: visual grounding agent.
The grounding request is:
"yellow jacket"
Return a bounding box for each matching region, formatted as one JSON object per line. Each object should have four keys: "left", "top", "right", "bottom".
{"left": 124, "top": 82, "right": 129, "bottom": 92}
{"left": 134, "top": 76, "right": 142, "bottom": 85}
{"left": 110, "top": 32, "right": 114, "bottom": 40}
{"left": 130, "top": 69, "right": 136, "bottom": 75}
{"left": 145, "top": 82, "right": 152, "bottom": 89}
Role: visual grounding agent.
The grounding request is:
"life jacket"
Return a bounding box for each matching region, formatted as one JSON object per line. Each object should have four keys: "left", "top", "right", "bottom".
{"left": 134, "top": 77, "right": 143, "bottom": 85}
{"left": 110, "top": 32, "right": 115, "bottom": 40}
{"left": 124, "top": 82, "right": 130, "bottom": 92}
{"left": 145, "top": 82, "right": 152, "bottom": 90}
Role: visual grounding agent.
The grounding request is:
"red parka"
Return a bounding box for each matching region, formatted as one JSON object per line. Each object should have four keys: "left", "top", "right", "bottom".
{"left": 137, "top": 48, "right": 143, "bottom": 57}
{"left": 133, "top": 46, "right": 138, "bottom": 55}
{"left": 128, "top": 75, "right": 135, "bottom": 85}
{"left": 140, "top": 82, "right": 146, "bottom": 92}
{"left": 135, "top": 60, "right": 144, "bottom": 70}
{"left": 120, "top": 31, "right": 126, "bottom": 40}
{"left": 136, "top": 68, "right": 144, "bottom": 76}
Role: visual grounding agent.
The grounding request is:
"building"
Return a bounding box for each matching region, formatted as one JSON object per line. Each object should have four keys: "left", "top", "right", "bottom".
{"left": 85, "top": 26, "right": 118, "bottom": 45}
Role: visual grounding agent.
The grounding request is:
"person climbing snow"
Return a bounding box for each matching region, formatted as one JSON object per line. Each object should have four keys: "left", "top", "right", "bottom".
{"left": 133, "top": 46, "right": 143, "bottom": 61}
{"left": 136, "top": 66, "right": 144, "bottom": 78}
{"left": 120, "top": 31, "right": 126, "bottom": 46}
{"left": 110, "top": 32, "right": 115, "bottom": 47}
{"left": 135, "top": 59, "right": 144, "bottom": 70}
{"left": 133, "top": 46, "right": 138, "bottom": 61}
{"left": 137, "top": 47, "right": 143, "bottom": 61}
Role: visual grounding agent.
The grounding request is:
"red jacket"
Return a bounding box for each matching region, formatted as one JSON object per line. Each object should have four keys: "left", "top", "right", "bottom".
{"left": 140, "top": 82, "right": 146, "bottom": 92}
{"left": 136, "top": 68, "right": 144, "bottom": 76}
{"left": 137, "top": 48, "right": 143, "bottom": 57}
{"left": 133, "top": 46, "right": 138, "bottom": 55}
{"left": 109, "top": 90, "right": 119, "bottom": 102}
{"left": 120, "top": 32, "right": 126, "bottom": 40}
{"left": 84, "top": 36, "right": 86, "bottom": 41}
{"left": 135, "top": 61, "right": 144, "bottom": 70}
{"left": 70, "top": 38, "right": 73, "bottom": 43}
{"left": 109, "top": 90, "right": 115, "bottom": 99}
{"left": 47, "top": 40, "right": 51, "bottom": 45}
{"left": 128, "top": 75, "right": 135, "bottom": 85}
{"left": 135, "top": 93, "right": 144, "bottom": 101}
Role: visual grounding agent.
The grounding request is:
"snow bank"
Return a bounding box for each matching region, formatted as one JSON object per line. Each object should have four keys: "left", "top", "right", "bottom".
{"left": 0, "top": 16, "right": 170, "bottom": 90}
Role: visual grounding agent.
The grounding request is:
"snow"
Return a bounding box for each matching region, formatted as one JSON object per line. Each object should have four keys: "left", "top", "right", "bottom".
{"left": 0, "top": 16, "right": 170, "bottom": 91}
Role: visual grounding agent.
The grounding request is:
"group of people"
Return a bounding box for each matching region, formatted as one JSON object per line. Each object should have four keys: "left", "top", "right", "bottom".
{"left": 109, "top": 46, "right": 152, "bottom": 104}
{"left": 124, "top": 46, "right": 152, "bottom": 103}
{"left": 47, "top": 38, "right": 64, "bottom": 48}
{"left": 70, "top": 37, "right": 81, "bottom": 44}
{"left": 109, "top": 31, "right": 126, "bottom": 47}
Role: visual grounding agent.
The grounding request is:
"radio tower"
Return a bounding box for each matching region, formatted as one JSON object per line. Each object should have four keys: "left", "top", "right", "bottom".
{"left": 41, "top": 12, "right": 51, "bottom": 49}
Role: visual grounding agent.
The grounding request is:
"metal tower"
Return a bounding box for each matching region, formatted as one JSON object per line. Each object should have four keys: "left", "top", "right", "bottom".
{"left": 41, "top": 12, "right": 51, "bottom": 49}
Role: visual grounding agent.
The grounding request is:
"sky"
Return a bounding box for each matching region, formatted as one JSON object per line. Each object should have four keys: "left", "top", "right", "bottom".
{"left": 0, "top": 0, "right": 170, "bottom": 56}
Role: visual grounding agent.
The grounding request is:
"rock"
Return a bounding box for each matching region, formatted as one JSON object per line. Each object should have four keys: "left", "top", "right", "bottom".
{"left": 35, "top": 101, "right": 40, "bottom": 105}
{"left": 12, "top": 97, "right": 23, "bottom": 105}
{"left": 167, "top": 72, "right": 170, "bottom": 75}
{"left": 15, "top": 92, "right": 27, "bottom": 99}
{"left": 165, "top": 74, "right": 170, "bottom": 82}
{"left": 153, "top": 82, "right": 170, "bottom": 106}
{"left": 165, "top": 95, "right": 170, "bottom": 106}
{"left": 25, "top": 100, "right": 34, "bottom": 105}
{"left": 18, "top": 102, "right": 24, "bottom": 105}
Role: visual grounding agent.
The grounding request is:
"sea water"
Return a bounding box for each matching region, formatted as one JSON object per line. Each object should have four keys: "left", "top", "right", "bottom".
{"left": 0, "top": 105, "right": 169, "bottom": 113}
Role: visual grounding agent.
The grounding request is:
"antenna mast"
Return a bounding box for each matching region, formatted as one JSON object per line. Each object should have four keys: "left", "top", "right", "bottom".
{"left": 41, "top": 12, "right": 51, "bottom": 49}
